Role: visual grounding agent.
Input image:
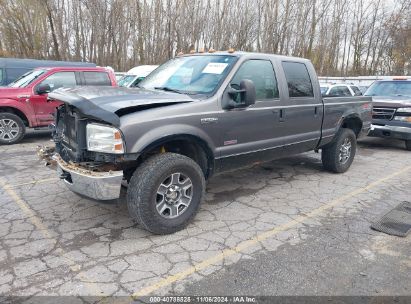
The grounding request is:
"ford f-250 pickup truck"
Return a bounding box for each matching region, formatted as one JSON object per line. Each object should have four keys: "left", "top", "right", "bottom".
{"left": 0, "top": 67, "right": 117, "bottom": 144}
{"left": 39, "top": 51, "right": 372, "bottom": 234}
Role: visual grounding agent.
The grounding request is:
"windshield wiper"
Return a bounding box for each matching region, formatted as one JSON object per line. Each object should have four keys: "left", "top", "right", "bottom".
{"left": 154, "top": 87, "right": 187, "bottom": 94}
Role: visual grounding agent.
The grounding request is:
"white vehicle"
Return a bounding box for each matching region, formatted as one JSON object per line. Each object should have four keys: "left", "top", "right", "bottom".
{"left": 320, "top": 83, "right": 363, "bottom": 97}
{"left": 115, "top": 72, "right": 125, "bottom": 82}
{"left": 117, "top": 65, "right": 158, "bottom": 87}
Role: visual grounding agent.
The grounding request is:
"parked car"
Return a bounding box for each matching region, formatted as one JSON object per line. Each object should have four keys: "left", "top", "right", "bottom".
{"left": 0, "top": 58, "right": 95, "bottom": 86}
{"left": 117, "top": 65, "right": 158, "bottom": 87}
{"left": 358, "top": 85, "right": 369, "bottom": 94}
{"left": 115, "top": 72, "right": 126, "bottom": 82}
{"left": 365, "top": 78, "right": 411, "bottom": 150}
{"left": 39, "top": 51, "right": 372, "bottom": 234}
{"left": 0, "top": 67, "right": 117, "bottom": 144}
{"left": 320, "top": 83, "right": 363, "bottom": 97}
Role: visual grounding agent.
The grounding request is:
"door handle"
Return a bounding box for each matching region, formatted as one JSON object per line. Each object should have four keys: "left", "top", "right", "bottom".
{"left": 279, "top": 109, "right": 285, "bottom": 122}
{"left": 272, "top": 109, "right": 285, "bottom": 122}
{"left": 314, "top": 106, "right": 318, "bottom": 116}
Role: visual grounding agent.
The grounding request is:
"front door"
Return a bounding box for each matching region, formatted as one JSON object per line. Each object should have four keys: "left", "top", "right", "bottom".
{"left": 30, "top": 71, "right": 77, "bottom": 126}
{"left": 217, "top": 59, "right": 284, "bottom": 170}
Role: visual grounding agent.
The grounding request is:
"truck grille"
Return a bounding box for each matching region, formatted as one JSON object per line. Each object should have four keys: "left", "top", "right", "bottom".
{"left": 372, "top": 107, "right": 396, "bottom": 120}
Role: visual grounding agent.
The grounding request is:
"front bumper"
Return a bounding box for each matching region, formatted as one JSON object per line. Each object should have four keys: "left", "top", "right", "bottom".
{"left": 38, "top": 147, "right": 123, "bottom": 200}
{"left": 368, "top": 124, "right": 411, "bottom": 140}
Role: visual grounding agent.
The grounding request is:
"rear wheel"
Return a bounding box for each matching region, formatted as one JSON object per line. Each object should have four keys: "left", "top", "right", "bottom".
{"left": 406, "top": 140, "right": 411, "bottom": 151}
{"left": 127, "top": 153, "right": 205, "bottom": 234}
{"left": 0, "top": 113, "right": 26, "bottom": 145}
{"left": 322, "top": 128, "right": 357, "bottom": 173}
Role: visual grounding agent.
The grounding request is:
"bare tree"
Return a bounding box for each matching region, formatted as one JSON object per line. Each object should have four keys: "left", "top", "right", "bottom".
{"left": 0, "top": 0, "right": 409, "bottom": 75}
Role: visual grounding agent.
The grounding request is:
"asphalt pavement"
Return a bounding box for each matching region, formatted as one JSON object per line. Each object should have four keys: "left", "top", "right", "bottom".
{"left": 0, "top": 130, "right": 410, "bottom": 301}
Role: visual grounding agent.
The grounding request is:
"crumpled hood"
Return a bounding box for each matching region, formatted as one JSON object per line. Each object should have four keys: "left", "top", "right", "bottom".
{"left": 49, "top": 86, "right": 194, "bottom": 126}
{"left": 371, "top": 96, "right": 411, "bottom": 108}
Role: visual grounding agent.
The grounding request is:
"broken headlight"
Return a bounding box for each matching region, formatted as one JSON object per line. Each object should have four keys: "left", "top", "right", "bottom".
{"left": 86, "top": 123, "right": 124, "bottom": 154}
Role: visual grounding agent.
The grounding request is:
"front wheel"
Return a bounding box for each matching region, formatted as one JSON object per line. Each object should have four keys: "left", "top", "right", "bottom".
{"left": 0, "top": 113, "right": 26, "bottom": 145}
{"left": 406, "top": 140, "right": 411, "bottom": 151}
{"left": 322, "top": 128, "right": 357, "bottom": 173}
{"left": 127, "top": 153, "right": 205, "bottom": 234}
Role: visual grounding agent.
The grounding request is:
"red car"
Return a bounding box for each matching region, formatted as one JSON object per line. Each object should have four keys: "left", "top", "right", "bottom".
{"left": 0, "top": 67, "right": 117, "bottom": 144}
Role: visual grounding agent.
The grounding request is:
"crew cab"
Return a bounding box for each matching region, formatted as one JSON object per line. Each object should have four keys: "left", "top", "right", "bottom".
{"left": 39, "top": 52, "right": 372, "bottom": 234}
{"left": 0, "top": 67, "right": 117, "bottom": 144}
{"left": 365, "top": 79, "right": 411, "bottom": 150}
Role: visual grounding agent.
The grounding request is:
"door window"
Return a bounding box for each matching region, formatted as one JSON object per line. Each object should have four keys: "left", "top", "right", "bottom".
{"left": 282, "top": 62, "right": 314, "bottom": 97}
{"left": 231, "top": 60, "right": 279, "bottom": 100}
{"left": 84, "top": 71, "right": 111, "bottom": 86}
{"left": 38, "top": 72, "right": 77, "bottom": 92}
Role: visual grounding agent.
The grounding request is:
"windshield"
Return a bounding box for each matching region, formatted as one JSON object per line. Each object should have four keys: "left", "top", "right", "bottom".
{"left": 118, "top": 75, "right": 137, "bottom": 87}
{"left": 365, "top": 81, "right": 411, "bottom": 97}
{"left": 139, "top": 55, "right": 237, "bottom": 95}
{"left": 9, "top": 69, "right": 46, "bottom": 88}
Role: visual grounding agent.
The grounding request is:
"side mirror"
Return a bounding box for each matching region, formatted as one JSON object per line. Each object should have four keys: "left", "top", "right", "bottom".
{"left": 224, "top": 79, "right": 256, "bottom": 109}
{"left": 36, "top": 84, "right": 51, "bottom": 95}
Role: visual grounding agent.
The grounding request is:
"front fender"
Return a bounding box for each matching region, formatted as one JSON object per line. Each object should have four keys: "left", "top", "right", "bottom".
{"left": 0, "top": 98, "right": 34, "bottom": 127}
{"left": 126, "top": 124, "right": 217, "bottom": 156}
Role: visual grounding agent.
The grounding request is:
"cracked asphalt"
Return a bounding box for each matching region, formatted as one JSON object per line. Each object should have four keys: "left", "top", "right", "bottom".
{"left": 0, "top": 130, "right": 410, "bottom": 300}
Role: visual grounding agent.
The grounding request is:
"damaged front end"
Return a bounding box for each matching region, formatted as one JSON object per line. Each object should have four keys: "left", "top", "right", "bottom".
{"left": 37, "top": 102, "right": 125, "bottom": 200}
{"left": 38, "top": 145, "right": 123, "bottom": 200}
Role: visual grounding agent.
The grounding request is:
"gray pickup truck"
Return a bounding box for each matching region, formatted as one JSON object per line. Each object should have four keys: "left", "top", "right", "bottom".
{"left": 40, "top": 52, "right": 372, "bottom": 234}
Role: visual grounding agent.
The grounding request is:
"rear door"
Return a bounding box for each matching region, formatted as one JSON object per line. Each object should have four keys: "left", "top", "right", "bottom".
{"left": 29, "top": 71, "right": 78, "bottom": 126}
{"left": 278, "top": 61, "right": 323, "bottom": 153}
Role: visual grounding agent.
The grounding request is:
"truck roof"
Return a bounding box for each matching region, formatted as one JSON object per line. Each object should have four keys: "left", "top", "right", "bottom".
{"left": 32, "top": 66, "right": 112, "bottom": 72}
{"left": 178, "top": 51, "right": 311, "bottom": 63}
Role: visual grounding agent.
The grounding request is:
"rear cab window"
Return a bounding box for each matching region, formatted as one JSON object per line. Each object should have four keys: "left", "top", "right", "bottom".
{"left": 329, "top": 86, "right": 351, "bottom": 96}
{"left": 282, "top": 61, "right": 314, "bottom": 98}
{"left": 84, "top": 71, "right": 111, "bottom": 86}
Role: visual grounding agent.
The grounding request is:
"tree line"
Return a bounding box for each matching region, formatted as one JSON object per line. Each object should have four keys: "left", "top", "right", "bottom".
{"left": 0, "top": 0, "right": 410, "bottom": 76}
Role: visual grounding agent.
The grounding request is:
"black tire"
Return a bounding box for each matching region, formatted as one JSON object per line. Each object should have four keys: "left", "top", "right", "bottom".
{"left": 321, "top": 128, "right": 357, "bottom": 173}
{"left": 127, "top": 153, "right": 205, "bottom": 234}
{"left": 406, "top": 140, "right": 411, "bottom": 151}
{"left": 0, "top": 112, "right": 26, "bottom": 145}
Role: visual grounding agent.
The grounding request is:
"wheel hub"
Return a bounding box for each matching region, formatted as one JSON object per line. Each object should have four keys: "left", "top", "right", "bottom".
{"left": 0, "top": 118, "right": 19, "bottom": 140}
{"left": 339, "top": 138, "right": 352, "bottom": 164}
{"left": 165, "top": 185, "right": 182, "bottom": 204}
{"left": 156, "top": 172, "right": 193, "bottom": 219}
